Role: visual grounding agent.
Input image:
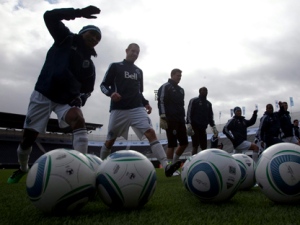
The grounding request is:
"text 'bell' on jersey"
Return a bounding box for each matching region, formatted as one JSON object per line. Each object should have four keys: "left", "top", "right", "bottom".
{"left": 100, "top": 60, "right": 149, "bottom": 111}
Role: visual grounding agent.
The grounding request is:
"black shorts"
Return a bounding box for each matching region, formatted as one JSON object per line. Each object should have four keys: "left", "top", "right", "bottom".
{"left": 166, "top": 121, "right": 188, "bottom": 148}
{"left": 191, "top": 127, "right": 207, "bottom": 149}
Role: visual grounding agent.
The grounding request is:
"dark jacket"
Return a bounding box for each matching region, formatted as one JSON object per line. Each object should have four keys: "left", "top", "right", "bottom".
{"left": 278, "top": 106, "right": 294, "bottom": 138}
{"left": 186, "top": 95, "right": 215, "bottom": 129}
{"left": 223, "top": 113, "right": 257, "bottom": 148}
{"left": 100, "top": 60, "right": 149, "bottom": 112}
{"left": 258, "top": 111, "right": 281, "bottom": 143}
{"left": 157, "top": 79, "right": 185, "bottom": 123}
{"left": 35, "top": 8, "right": 96, "bottom": 104}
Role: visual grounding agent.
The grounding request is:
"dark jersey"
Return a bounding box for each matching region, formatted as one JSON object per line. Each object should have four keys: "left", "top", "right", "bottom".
{"left": 100, "top": 60, "right": 149, "bottom": 111}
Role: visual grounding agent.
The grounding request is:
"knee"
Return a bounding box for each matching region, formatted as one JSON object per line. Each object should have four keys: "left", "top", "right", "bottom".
{"left": 65, "top": 108, "right": 85, "bottom": 129}
{"left": 144, "top": 129, "right": 157, "bottom": 142}
{"left": 21, "top": 129, "right": 39, "bottom": 149}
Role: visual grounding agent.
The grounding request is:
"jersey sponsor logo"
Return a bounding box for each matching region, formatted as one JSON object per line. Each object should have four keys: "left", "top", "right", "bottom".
{"left": 124, "top": 71, "right": 138, "bottom": 80}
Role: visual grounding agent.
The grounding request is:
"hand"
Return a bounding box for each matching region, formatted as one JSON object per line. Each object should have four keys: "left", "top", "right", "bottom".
{"left": 145, "top": 104, "right": 152, "bottom": 114}
{"left": 80, "top": 6, "right": 101, "bottom": 19}
{"left": 69, "top": 96, "right": 82, "bottom": 107}
{"left": 211, "top": 126, "right": 218, "bottom": 137}
{"left": 80, "top": 93, "right": 91, "bottom": 107}
{"left": 253, "top": 109, "right": 258, "bottom": 115}
{"left": 160, "top": 117, "right": 168, "bottom": 130}
{"left": 111, "top": 92, "right": 122, "bottom": 102}
{"left": 186, "top": 124, "right": 194, "bottom": 136}
{"left": 160, "top": 114, "right": 167, "bottom": 120}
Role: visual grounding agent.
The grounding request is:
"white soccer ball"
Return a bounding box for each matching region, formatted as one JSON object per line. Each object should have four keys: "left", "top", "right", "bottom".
{"left": 85, "top": 153, "right": 103, "bottom": 173}
{"left": 181, "top": 155, "right": 195, "bottom": 190}
{"left": 255, "top": 143, "right": 300, "bottom": 203}
{"left": 26, "top": 149, "right": 96, "bottom": 214}
{"left": 232, "top": 154, "right": 256, "bottom": 190}
{"left": 186, "top": 149, "right": 241, "bottom": 202}
{"left": 96, "top": 150, "right": 157, "bottom": 209}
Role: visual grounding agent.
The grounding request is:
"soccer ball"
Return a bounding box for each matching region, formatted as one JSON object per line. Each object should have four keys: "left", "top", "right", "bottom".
{"left": 232, "top": 154, "right": 256, "bottom": 190}
{"left": 255, "top": 143, "right": 300, "bottom": 203}
{"left": 96, "top": 150, "right": 157, "bottom": 209}
{"left": 186, "top": 149, "right": 241, "bottom": 202}
{"left": 181, "top": 155, "right": 195, "bottom": 191}
{"left": 85, "top": 153, "right": 103, "bottom": 173}
{"left": 26, "top": 149, "right": 96, "bottom": 214}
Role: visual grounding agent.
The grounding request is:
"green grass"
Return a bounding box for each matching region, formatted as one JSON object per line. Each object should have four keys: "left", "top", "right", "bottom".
{"left": 0, "top": 169, "right": 299, "bottom": 225}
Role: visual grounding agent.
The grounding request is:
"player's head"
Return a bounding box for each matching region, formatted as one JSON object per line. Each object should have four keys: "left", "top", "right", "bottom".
{"left": 199, "top": 87, "right": 208, "bottom": 97}
{"left": 170, "top": 68, "right": 182, "bottom": 84}
{"left": 78, "top": 25, "right": 101, "bottom": 49}
{"left": 234, "top": 106, "right": 242, "bottom": 116}
{"left": 266, "top": 104, "right": 273, "bottom": 113}
{"left": 294, "top": 119, "right": 299, "bottom": 126}
{"left": 126, "top": 43, "right": 140, "bottom": 62}
{"left": 282, "top": 101, "right": 288, "bottom": 111}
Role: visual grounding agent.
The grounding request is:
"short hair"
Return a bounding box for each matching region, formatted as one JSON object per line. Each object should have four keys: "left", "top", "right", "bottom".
{"left": 170, "top": 68, "right": 182, "bottom": 76}
{"left": 199, "top": 87, "right": 207, "bottom": 93}
{"left": 127, "top": 43, "right": 139, "bottom": 50}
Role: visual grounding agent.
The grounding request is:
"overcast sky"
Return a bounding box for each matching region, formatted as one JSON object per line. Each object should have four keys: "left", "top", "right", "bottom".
{"left": 1, "top": 0, "right": 300, "bottom": 135}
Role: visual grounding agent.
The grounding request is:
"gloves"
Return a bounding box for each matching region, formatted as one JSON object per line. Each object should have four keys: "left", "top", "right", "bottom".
{"left": 253, "top": 110, "right": 258, "bottom": 115}
{"left": 80, "top": 93, "right": 91, "bottom": 107}
{"left": 79, "top": 6, "right": 101, "bottom": 19}
{"left": 186, "top": 124, "right": 194, "bottom": 136}
{"left": 69, "top": 96, "right": 82, "bottom": 107}
{"left": 211, "top": 126, "right": 218, "bottom": 137}
{"left": 160, "top": 114, "right": 168, "bottom": 130}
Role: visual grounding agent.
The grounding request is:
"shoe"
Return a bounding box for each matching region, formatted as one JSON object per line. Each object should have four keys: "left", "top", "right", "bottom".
{"left": 172, "top": 170, "right": 181, "bottom": 177}
{"left": 165, "top": 160, "right": 181, "bottom": 177}
{"left": 7, "top": 169, "right": 27, "bottom": 184}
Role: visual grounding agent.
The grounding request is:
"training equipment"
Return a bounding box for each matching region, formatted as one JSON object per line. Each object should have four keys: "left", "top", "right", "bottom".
{"left": 186, "top": 149, "right": 241, "bottom": 202}
{"left": 85, "top": 153, "right": 103, "bottom": 173}
{"left": 181, "top": 155, "right": 195, "bottom": 190}
{"left": 96, "top": 150, "right": 157, "bottom": 209}
{"left": 26, "top": 149, "right": 96, "bottom": 214}
{"left": 232, "top": 154, "right": 256, "bottom": 190}
{"left": 255, "top": 143, "right": 300, "bottom": 203}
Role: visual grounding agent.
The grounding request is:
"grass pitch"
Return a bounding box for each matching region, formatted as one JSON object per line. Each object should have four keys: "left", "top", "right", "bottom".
{"left": 0, "top": 169, "right": 299, "bottom": 225}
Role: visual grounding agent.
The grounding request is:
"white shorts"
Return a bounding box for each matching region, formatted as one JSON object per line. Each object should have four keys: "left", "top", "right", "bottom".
{"left": 234, "top": 141, "right": 252, "bottom": 153}
{"left": 106, "top": 107, "right": 153, "bottom": 140}
{"left": 24, "top": 90, "right": 72, "bottom": 133}
{"left": 282, "top": 136, "right": 299, "bottom": 144}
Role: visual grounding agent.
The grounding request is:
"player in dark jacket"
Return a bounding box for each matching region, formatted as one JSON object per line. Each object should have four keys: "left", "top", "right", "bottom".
{"left": 157, "top": 69, "right": 188, "bottom": 175}
{"left": 223, "top": 107, "right": 259, "bottom": 162}
{"left": 100, "top": 43, "right": 181, "bottom": 177}
{"left": 186, "top": 87, "right": 218, "bottom": 155}
{"left": 258, "top": 104, "right": 282, "bottom": 149}
{"left": 278, "top": 101, "right": 300, "bottom": 145}
{"left": 8, "top": 6, "right": 101, "bottom": 184}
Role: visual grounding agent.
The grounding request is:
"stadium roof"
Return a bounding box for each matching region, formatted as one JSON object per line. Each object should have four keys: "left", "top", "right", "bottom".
{"left": 0, "top": 112, "right": 102, "bottom": 133}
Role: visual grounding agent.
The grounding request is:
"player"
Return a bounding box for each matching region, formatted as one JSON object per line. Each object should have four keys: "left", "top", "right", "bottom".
{"left": 157, "top": 68, "right": 188, "bottom": 176}
{"left": 7, "top": 6, "right": 101, "bottom": 184}
{"left": 100, "top": 43, "right": 181, "bottom": 177}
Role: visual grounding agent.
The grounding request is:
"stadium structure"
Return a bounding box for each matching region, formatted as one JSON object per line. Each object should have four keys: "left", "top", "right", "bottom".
{"left": 1, "top": 111, "right": 300, "bottom": 168}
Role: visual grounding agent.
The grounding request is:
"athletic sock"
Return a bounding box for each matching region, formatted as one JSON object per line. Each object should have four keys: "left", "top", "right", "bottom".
{"left": 17, "top": 145, "right": 32, "bottom": 172}
{"left": 173, "top": 153, "right": 180, "bottom": 163}
{"left": 150, "top": 140, "right": 168, "bottom": 168}
{"left": 73, "top": 128, "right": 88, "bottom": 154}
{"left": 100, "top": 144, "right": 111, "bottom": 160}
{"left": 252, "top": 151, "right": 258, "bottom": 163}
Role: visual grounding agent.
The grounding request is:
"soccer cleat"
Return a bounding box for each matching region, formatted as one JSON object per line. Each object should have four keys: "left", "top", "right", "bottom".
{"left": 7, "top": 169, "right": 27, "bottom": 184}
{"left": 172, "top": 170, "right": 181, "bottom": 177}
{"left": 165, "top": 160, "right": 181, "bottom": 177}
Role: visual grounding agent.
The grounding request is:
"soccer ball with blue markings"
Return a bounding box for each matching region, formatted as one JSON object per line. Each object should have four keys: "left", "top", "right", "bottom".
{"left": 85, "top": 153, "right": 103, "bottom": 174}
{"left": 232, "top": 154, "right": 256, "bottom": 190}
{"left": 96, "top": 150, "right": 157, "bottom": 209}
{"left": 26, "top": 149, "right": 96, "bottom": 214}
{"left": 186, "top": 149, "right": 241, "bottom": 202}
{"left": 181, "top": 155, "right": 195, "bottom": 191}
{"left": 255, "top": 143, "right": 300, "bottom": 203}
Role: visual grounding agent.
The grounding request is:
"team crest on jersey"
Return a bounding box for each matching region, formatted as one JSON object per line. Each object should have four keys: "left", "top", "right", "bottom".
{"left": 82, "top": 60, "right": 90, "bottom": 68}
